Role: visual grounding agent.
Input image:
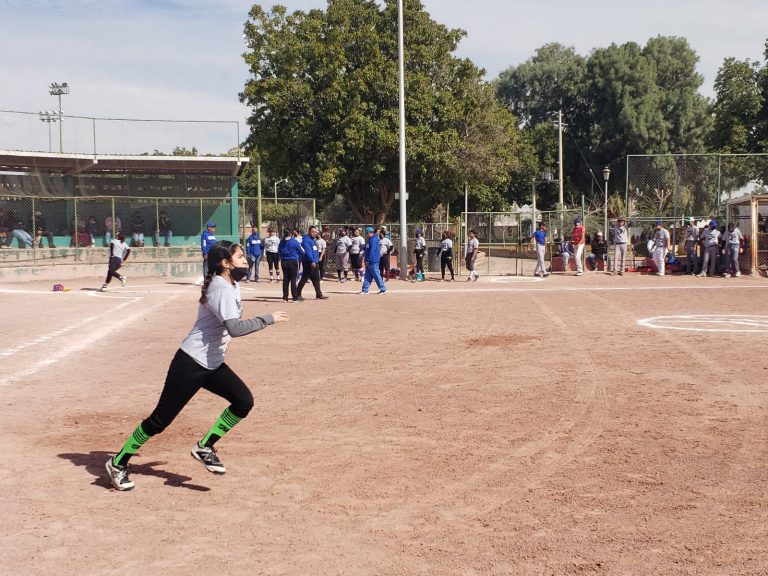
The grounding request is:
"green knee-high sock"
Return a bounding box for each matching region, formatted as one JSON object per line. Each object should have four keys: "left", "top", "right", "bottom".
{"left": 199, "top": 408, "right": 243, "bottom": 448}
{"left": 113, "top": 424, "right": 151, "bottom": 467}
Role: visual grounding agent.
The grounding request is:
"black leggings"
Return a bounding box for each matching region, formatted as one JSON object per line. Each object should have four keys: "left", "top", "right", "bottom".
{"left": 379, "top": 254, "right": 389, "bottom": 279}
{"left": 281, "top": 259, "right": 299, "bottom": 300}
{"left": 350, "top": 253, "right": 362, "bottom": 278}
{"left": 141, "top": 349, "right": 253, "bottom": 437}
{"left": 441, "top": 253, "right": 454, "bottom": 279}
{"left": 415, "top": 249, "right": 424, "bottom": 275}
{"left": 266, "top": 252, "right": 280, "bottom": 273}
{"left": 105, "top": 256, "right": 123, "bottom": 284}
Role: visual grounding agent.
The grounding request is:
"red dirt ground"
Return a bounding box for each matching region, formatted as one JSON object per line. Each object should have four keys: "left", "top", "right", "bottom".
{"left": 1, "top": 272, "right": 767, "bottom": 575}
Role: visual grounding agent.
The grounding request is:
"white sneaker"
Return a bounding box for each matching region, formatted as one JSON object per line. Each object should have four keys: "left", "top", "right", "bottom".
{"left": 357, "top": 290, "right": 369, "bottom": 295}
{"left": 105, "top": 457, "right": 134, "bottom": 491}
{"left": 99, "top": 284, "right": 108, "bottom": 292}
{"left": 120, "top": 276, "right": 127, "bottom": 287}
{"left": 191, "top": 443, "right": 226, "bottom": 474}
{"left": 735, "top": 271, "right": 741, "bottom": 277}
{"left": 576, "top": 272, "right": 583, "bottom": 276}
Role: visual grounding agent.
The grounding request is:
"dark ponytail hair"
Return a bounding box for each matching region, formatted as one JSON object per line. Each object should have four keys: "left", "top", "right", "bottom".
{"left": 200, "top": 241, "right": 241, "bottom": 304}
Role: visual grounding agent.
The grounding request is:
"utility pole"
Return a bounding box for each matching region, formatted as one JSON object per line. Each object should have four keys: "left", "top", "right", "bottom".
{"left": 558, "top": 109, "right": 564, "bottom": 208}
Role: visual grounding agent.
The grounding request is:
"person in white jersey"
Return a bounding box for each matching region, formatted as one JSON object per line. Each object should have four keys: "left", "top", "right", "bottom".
{"left": 349, "top": 227, "right": 366, "bottom": 281}
{"left": 100, "top": 233, "right": 131, "bottom": 291}
{"left": 264, "top": 227, "right": 281, "bottom": 283}
{"left": 105, "top": 241, "right": 288, "bottom": 491}
{"left": 378, "top": 227, "right": 393, "bottom": 281}
{"left": 334, "top": 228, "right": 352, "bottom": 282}
{"left": 612, "top": 217, "right": 628, "bottom": 275}
{"left": 440, "top": 230, "right": 455, "bottom": 281}
{"left": 465, "top": 229, "right": 479, "bottom": 281}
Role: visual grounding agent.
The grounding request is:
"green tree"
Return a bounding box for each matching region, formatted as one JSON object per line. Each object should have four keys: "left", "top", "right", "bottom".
{"left": 709, "top": 57, "right": 762, "bottom": 153}
{"left": 241, "top": 0, "right": 530, "bottom": 223}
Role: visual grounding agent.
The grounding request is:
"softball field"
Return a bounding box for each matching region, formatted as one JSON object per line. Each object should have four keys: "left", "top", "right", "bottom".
{"left": 2, "top": 273, "right": 767, "bottom": 576}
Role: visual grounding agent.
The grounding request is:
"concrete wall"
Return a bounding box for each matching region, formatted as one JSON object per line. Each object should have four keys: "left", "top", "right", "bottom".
{"left": 0, "top": 247, "right": 203, "bottom": 282}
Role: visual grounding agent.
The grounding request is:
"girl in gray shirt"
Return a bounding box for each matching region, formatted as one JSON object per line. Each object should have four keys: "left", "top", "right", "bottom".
{"left": 105, "top": 241, "right": 288, "bottom": 491}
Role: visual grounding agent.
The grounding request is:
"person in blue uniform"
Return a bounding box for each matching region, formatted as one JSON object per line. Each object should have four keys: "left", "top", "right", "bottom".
{"left": 245, "top": 225, "right": 263, "bottom": 283}
{"left": 360, "top": 226, "right": 387, "bottom": 295}
{"left": 200, "top": 221, "right": 217, "bottom": 277}
{"left": 278, "top": 229, "right": 305, "bottom": 302}
{"left": 297, "top": 225, "right": 328, "bottom": 300}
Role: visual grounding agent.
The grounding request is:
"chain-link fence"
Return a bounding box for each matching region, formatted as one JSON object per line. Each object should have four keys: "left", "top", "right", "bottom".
{"left": 462, "top": 209, "right": 586, "bottom": 276}
{"left": 239, "top": 197, "right": 315, "bottom": 239}
{"left": 626, "top": 154, "right": 768, "bottom": 220}
{"left": 0, "top": 194, "right": 236, "bottom": 251}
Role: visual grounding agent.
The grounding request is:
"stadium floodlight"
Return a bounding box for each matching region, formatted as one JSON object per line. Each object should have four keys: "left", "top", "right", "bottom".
{"left": 603, "top": 166, "right": 611, "bottom": 240}
{"left": 38, "top": 109, "right": 61, "bottom": 153}
{"left": 48, "top": 82, "right": 70, "bottom": 153}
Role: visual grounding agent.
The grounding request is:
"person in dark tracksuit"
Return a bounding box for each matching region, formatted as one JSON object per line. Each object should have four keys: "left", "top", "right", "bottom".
{"left": 360, "top": 226, "right": 387, "bottom": 294}
{"left": 297, "top": 226, "right": 329, "bottom": 300}
{"left": 279, "top": 229, "right": 304, "bottom": 302}
{"left": 440, "top": 230, "right": 455, "bottom": 281}
{"left": 105, "top": 241, "right": 289, "bottom": 491}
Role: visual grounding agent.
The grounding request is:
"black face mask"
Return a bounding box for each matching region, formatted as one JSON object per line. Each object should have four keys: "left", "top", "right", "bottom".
{"left": 230, "top": 267, "right": 248, "bottom": 282}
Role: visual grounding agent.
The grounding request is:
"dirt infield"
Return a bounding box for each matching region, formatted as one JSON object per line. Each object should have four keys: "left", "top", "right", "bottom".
{"left": 2, "top": 272, "right": 767, "bottom": 575}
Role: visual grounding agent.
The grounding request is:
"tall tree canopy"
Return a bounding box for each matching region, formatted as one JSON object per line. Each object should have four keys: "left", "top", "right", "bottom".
{"left": 496, "top": 36, "right": 711, "bottom": 208}
{"left": 241, "top": 0, "right": 531, "bottom": 223}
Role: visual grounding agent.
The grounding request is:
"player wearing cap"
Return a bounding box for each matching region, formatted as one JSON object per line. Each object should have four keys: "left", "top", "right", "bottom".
{"left": 360, "top": 226, "right": 386, "bottom": 294}
{"left": 698, "top": 220, "right": 721, "bottom": 277}
{"left": 723, "top": 221, "right": 744, "bottom": 278}
{"left": 683, "top": 217, "right": 699, "bottom": 275}
{"left": 201, "top": 221, "right": 217, "bottom": 277}
{"left": 650, "top": 220, "right": 670, "bottom": 276}
{"left": 612, "top": 217, "right": 628, "bottom": 275}
{"left": 571, "top": 217, "right": 586, "bottom": 276}
{"left": 531, "top": 222, "right": 548, "bottom": 278}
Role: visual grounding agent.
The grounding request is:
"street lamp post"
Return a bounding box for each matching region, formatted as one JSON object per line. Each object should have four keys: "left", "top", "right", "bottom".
{"left": 602, "top": 166, "right": 611, "bottom": 241}
{"left": 48, "top": 82, "right": 69, "bottom": 153}
{"left": 274, "top": 178, "right": 288, "bottom": 204}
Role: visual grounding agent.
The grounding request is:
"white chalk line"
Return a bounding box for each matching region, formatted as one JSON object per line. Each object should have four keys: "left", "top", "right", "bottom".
{"left": 0, "top": 296, "right": 175, "bottom": 388}
{"left": 638, "top": 314, "right": 768, "bottom": 333}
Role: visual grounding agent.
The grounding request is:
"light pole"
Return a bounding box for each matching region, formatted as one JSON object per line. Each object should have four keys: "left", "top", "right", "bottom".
{"left": 397, "top": 0, "right": 408, "bottom": 279}
{"left": 38, "top": 110, "right": 60, "bottom": 152}
{"left": 274, "top": 178, "right": 288, "bottom": 204}
{"left": 531, "top": 172, "right": 557, "bottom": 235}
{"left": 602, "top": 166, "right": 611, "bottom": 241}
{"left": 48, "top": 82, "right": 69, "bottom": 153}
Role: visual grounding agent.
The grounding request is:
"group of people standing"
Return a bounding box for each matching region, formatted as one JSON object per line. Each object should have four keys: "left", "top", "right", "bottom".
{"left": 532, "top": 215, "right": 745, "bottom": 278}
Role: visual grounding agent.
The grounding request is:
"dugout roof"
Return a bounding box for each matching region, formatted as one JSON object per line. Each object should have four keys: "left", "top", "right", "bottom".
{"left": 0, "top": 149, "right": 248, "bottom": 177}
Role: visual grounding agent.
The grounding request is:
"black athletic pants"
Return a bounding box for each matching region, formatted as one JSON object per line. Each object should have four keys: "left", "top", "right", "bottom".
{"left": 350, "top": 253, "right": 362, "bottom": 278}
{"left": 297, "top": 261, "right": 323, "bottom": 297}
{"left": 266, "top": 252, "right": 280, "bottom": 274}
{"left": 441, "top": 252, "right": 454, "bottom": 279}
{"left": 105, "top": 256, "right": 123, "bottom": 284}
{"left": 415, "top": 249, "right": 424, "bottom": 275}
{"left": 141, "top": 349, "right": 253, "bottom": 437}
{"left": 281, "top": 259, "right": 299, "bottom": 300}
{"left": 379, "top": 254, "right": 388, "bottom": 279}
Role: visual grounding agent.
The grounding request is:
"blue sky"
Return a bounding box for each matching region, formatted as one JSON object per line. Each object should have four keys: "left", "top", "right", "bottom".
{"left": 1, "top": 0, "right": 767, "bottom": 154}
